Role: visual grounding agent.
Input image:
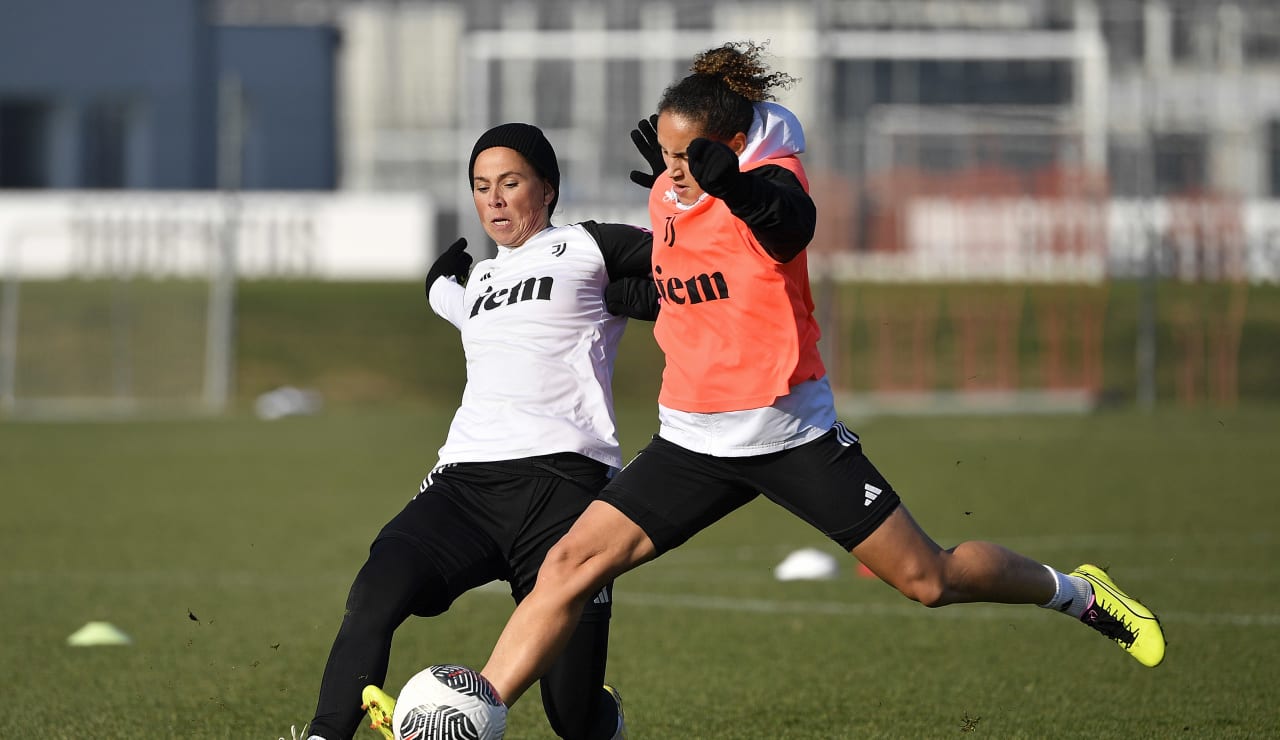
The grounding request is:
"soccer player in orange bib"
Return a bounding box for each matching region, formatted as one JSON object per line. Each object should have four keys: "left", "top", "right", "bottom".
{"left": 474, "top": 41, "right": 1166, "bottom": 728}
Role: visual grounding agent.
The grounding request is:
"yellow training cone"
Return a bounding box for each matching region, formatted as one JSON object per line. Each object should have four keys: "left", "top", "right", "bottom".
{"left": 67, "top": 621, "right": 133, "bottom": 646}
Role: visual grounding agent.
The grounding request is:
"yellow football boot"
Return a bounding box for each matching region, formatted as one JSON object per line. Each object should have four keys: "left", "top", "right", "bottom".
{"left": 1072, "top": 564, "right": 1166, "bottom": 667}
{"left": 361, "top": 684, "right": 397, "bottom": 739}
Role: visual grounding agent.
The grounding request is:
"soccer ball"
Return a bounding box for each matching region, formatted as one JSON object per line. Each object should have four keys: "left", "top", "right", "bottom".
{"left": 391, "top": 664, "right": 507, "bottom": 740}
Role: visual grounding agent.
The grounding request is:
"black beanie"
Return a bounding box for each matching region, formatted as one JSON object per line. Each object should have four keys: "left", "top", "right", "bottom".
{"left": 468, "top": 123, "right": 560, "bottom": 217}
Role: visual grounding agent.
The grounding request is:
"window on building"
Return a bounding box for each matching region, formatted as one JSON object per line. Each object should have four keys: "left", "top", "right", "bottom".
{"left": 868, "top": 58, "right": 1074, "bottom": 105}
{"left": 1100, "top": 5, "right": 1145, "bottom": 68}
{"left": 1244, "top": 7, "right": 1280, "bottom": 63}
{"left": 0, "top": 100, "right": 52, "bottom": 188}
{"left": 1107, "top": 140, "right": 1146, "bottom": 197}
{"left": 1152, "top": 132, "right": 1207, "bottom": 195}
{"left": 82, "top": 99, "right": 130, "bottom": 189}
{"left": 1169, "top": 4, "right": 1229, "bottom": 66}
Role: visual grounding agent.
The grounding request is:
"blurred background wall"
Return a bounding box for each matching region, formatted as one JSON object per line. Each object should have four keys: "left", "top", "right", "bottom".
{"left": 1, "top": 0, "right": 1278, "bottom": 416}
{"left": 3, "top": 0, "right": 1279, "bottom": 273}
{"left": 0, "top": 0, "right": 338, "bottom": 190}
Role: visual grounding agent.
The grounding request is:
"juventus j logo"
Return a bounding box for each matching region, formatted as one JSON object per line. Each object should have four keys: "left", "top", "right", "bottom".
{"left": 863, "top": 482, "right": 882, "bottom": 507}
{"left": 550, "top": 242, "right": 567, "bottom": 257}
{"left": 663, "top": 215, "right": 676, "bottom": 247}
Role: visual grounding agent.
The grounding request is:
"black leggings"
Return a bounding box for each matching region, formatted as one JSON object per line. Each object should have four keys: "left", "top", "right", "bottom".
{"left": 307, "top": 538, "right": 616, "bottom": 740}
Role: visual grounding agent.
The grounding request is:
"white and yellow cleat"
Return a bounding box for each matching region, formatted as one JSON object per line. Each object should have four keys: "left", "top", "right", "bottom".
{"left": 1072, "top": 564, "right": 1166, "bottom": 667}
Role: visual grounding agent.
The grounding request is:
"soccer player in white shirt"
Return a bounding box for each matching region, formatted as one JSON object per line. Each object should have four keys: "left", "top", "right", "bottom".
{"left": 295, "top": 123, "right": 650, "bottom": 740}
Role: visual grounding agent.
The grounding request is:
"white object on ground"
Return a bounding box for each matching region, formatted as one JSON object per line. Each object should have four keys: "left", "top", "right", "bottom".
{"left": 254, "top": 386, "right": 323, "bottom": 420}
{"left": 773, "top": 547, "right": 841, "bottom": 581}
{"left": 67, "top": 621, "right": 133, "bottom": 646}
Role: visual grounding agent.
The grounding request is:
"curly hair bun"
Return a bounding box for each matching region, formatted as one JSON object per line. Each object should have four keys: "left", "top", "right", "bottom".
{"left": 688, "top": 41, "right": 798, "bottom": 102}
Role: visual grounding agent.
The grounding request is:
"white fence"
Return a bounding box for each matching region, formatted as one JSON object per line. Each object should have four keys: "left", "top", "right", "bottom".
{"left": 3, "top": 192, "right": 1279, "bottom": 284}
{"left": 814, "top": 197, "right": 1280, "bottom": 284}
{"left": 0, "top": 192, "right": 435, "bottom": 281}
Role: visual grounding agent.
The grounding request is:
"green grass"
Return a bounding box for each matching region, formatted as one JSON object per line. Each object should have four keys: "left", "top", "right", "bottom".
{"left": 2, "top": 404, "right": 1278, "bottom": 738}
{"left": 233, "top": 280, "right": 666, "bottom": 411}
{"left": 2, "top": 280, "right": 1278, "bottom": 737}
{"left": 8, "top": 280, "right": 1279, "bottom": 412}
{"left": 822, "top": 281, "right": 1280, "bottom": 402}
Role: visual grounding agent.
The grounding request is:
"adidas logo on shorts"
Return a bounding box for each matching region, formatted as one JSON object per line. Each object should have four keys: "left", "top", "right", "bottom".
{"left": 863, "top": 482, "right": 882, "bottom": 507}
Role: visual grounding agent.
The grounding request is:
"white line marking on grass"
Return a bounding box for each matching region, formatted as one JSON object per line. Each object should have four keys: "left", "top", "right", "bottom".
{"left": 652, "top": 531, "right": 1279, "bottom": 566}
{"left": 7, "top": 567, "right": 1276, "bottom": 627}
{"left": 606, "top": 591, "right": 1280, "bottom": 627}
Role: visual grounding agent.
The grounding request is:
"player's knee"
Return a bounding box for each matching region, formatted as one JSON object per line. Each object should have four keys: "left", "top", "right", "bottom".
{"left": 888, "top": 561, "right": 948, "bottom": 608}
{"left": 343, "top": 578, "right": 406, "bottom": 630}
{"left": 346, "top": 541, "right": 449, "bottom": 622}
{"left": 539, "top": 538, "right": 613, "bottom": 600}
{"left": 538, "top": 539, "right": 590, "bottom": 586}
{"left": 906, "top": 580, "right": 948, "bottom": 608}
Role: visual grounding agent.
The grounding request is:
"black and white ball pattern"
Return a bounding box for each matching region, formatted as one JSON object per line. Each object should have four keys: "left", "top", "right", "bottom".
{"left": 427, "top": 664, "right": 503, "bottom": 707}
{"left": 398, "top": 703, "right": 481, "bottom": 740}
{"left": 392, "top": 664, "right": 506, "bottom": 740}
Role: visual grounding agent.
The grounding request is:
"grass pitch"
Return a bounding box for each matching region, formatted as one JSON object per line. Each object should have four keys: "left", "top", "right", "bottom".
{"left": 2, "top": 403, "right": 1278, "bottom": 739}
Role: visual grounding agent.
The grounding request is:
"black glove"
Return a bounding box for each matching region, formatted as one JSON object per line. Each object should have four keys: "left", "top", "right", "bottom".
{"left": 687, "top": 138, "right": 748, "bottom": 203}
{"left": 605, "top": 276, "right": 660, "bottom": 321}
{"left": 424, "top": 238, "right": 472, "bottom": 298}
{"left": 628, "top": 115, "right": 664, "bottom": 190}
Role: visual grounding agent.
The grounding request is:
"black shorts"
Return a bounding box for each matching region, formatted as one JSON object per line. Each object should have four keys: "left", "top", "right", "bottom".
{"left": 375, "top": 452, "right": 614, "bottom": 619}
{"left": 598, "top": 421, "right": 901, "bottom": 554}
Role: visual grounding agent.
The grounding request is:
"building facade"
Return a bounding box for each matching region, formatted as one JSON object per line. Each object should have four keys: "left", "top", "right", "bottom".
{"left": 0, "top": 0, "right": 337, "bottom": 190}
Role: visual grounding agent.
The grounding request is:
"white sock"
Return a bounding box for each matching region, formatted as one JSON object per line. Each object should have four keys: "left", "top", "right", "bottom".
{"left": 1037, "top": 565, "right": 1092, "bottom": 618}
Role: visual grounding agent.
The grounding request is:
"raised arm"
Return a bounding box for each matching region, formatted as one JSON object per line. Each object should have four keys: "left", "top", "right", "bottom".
{"left": 687, "top": 138, "right": 816, "bottom": 263}
{"left": 424, "top": 237, "right": 473, "bottom": 328}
